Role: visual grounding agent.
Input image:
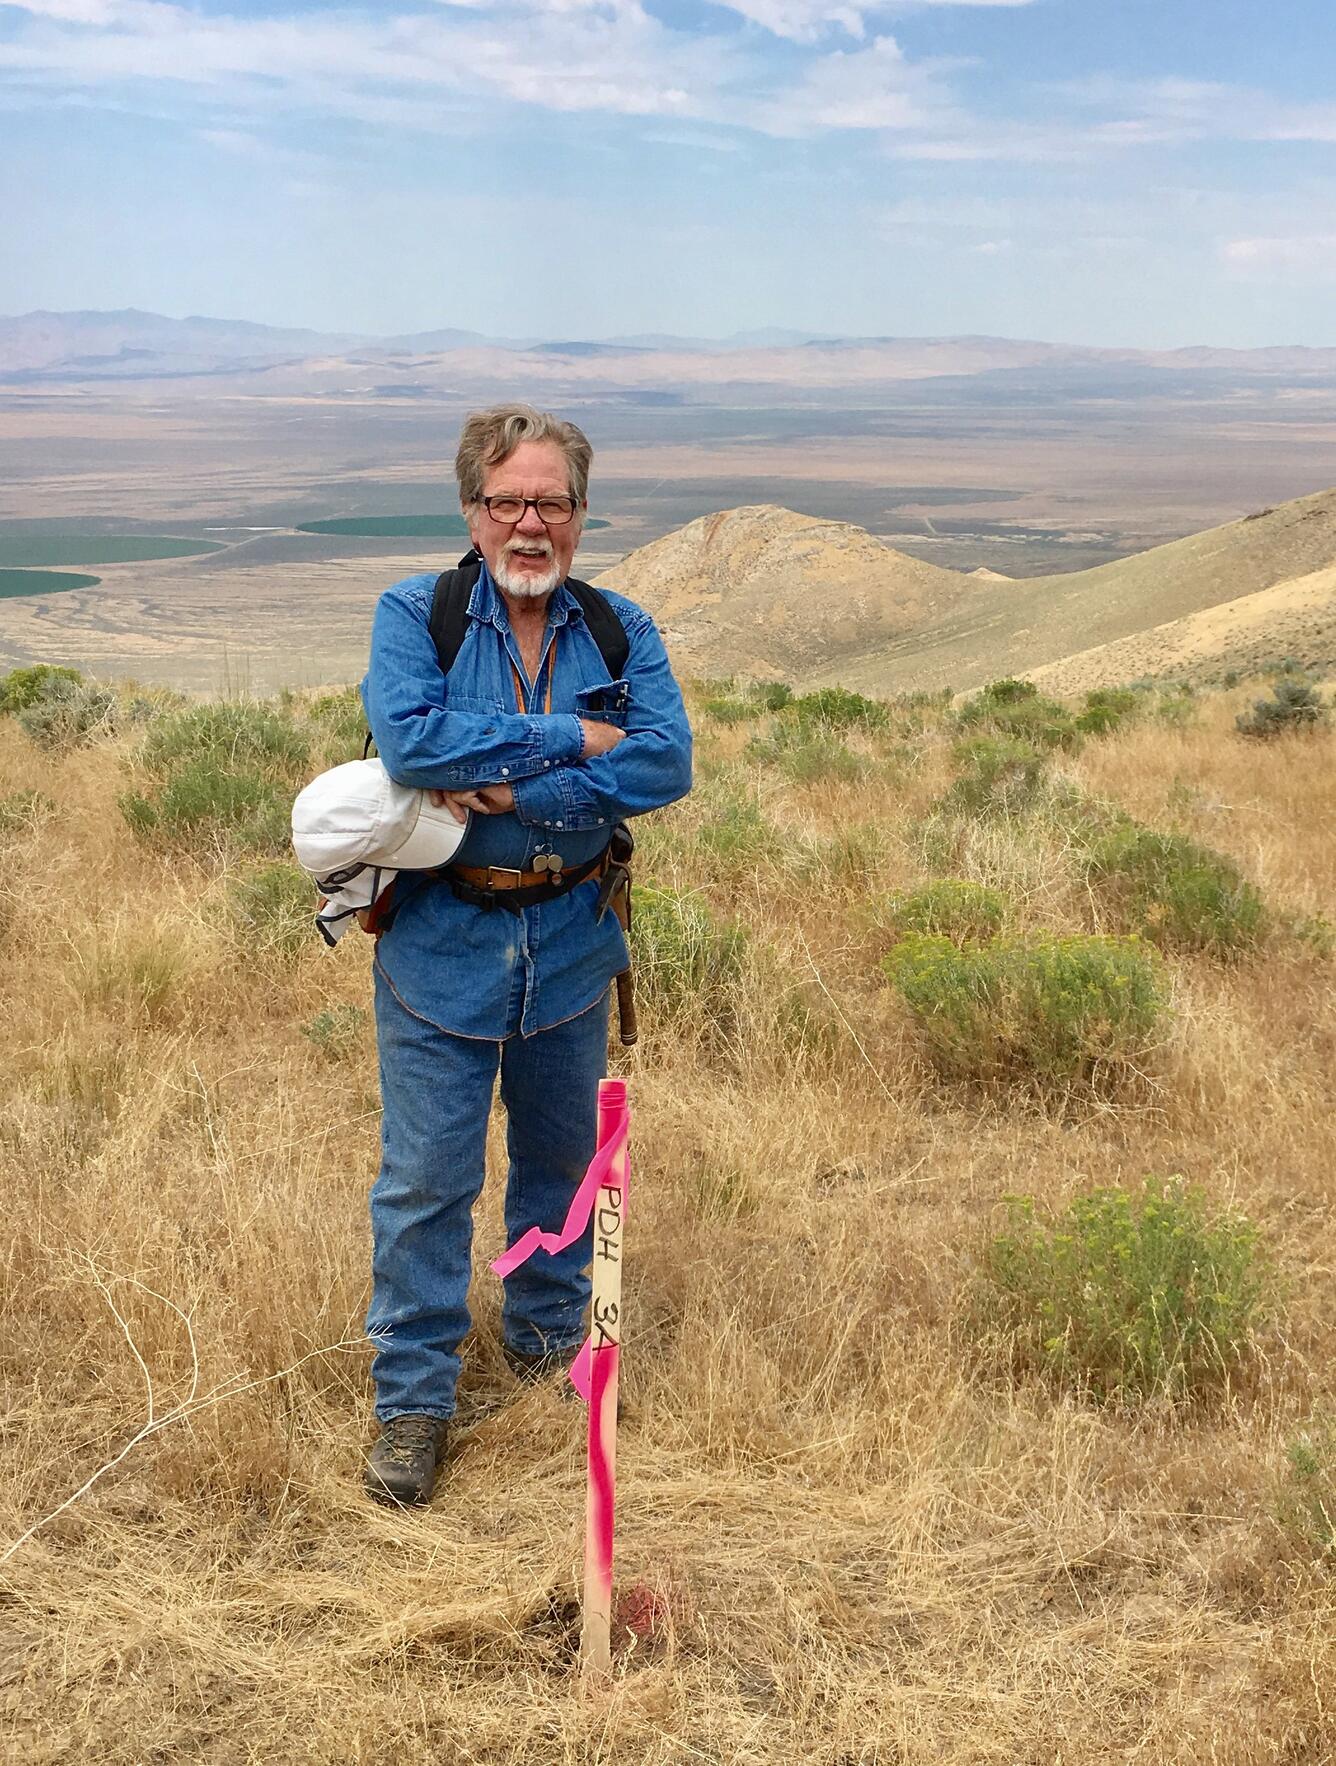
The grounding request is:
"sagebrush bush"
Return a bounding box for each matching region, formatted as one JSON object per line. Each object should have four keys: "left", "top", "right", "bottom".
{"left": 1236, "top": 675, "right": 1329, "bottom": 739}
{"left": 630, "top": 882, "right": 744, "bottom": 1018}
{"left": 123, "top": 699, "right": 310, "bottom": 857}
{"left": 955, "top": 679, "right": 1081, "bottom": 752}
{"left": 943, "top": 736, "right": 1048, "bottom": 819}
{"left": 0, "top": 664, "right": 83, "bottom": 715}
{"left": 18, "top": 677, "right": 118, "bottom": 751}
{"left": 1084, "top": 824, "right": 1266, "bottom": 953}
{"left": 971, "top": 1178, "right": 1269, "bottom": 1404}
{"left": 745, "top": 720, "right": 864, "bottom": 783}
{"left": 140, "top": 700, "right": 310, "bottom": 778}
{"left": 1076, "top": 686, "right": 1142, "bottom": 737}
{"left": 884, "top": 931, "right": 1167, "bottom": 1085}
{"left": 874, "top": 879, "right": 1008, "bottom": 945}
{"left": 692, "top": 785, "right": 776, "bottom": 869}
{"left": 791, "top": 686, "right": 888, "bottom": 731}
{"left": 227, "top": 861, "right": 315, "bottom": 959}
{"left": 701, "top": 695, "right": 760, "bottom": 724}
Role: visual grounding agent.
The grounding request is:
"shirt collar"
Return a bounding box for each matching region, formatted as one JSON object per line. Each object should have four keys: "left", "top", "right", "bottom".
{"left": 473, "top": 558, "right": 582, "bottom": 631}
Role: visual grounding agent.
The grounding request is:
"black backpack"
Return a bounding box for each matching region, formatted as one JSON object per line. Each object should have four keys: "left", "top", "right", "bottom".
{"left": 429, "top": 549, "right": 630, "bottom": 681}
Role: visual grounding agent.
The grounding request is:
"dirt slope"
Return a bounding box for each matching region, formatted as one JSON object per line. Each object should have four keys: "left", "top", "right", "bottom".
{"left": 1030, "top": 562, "right": 1336, "bottom": 694}
{"left": 602, "top": 488, "right": 1336, "bottom": 692}
{"left": 593, "top": 504, "right": 967, "bottom": 678}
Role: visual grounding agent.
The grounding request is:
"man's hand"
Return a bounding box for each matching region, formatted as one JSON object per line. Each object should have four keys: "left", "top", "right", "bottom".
{"left": 428, "top": 783, "right": 515, "bottom": 821}
{"left": 579, "top": 719, "right": 627, "bottom": 758}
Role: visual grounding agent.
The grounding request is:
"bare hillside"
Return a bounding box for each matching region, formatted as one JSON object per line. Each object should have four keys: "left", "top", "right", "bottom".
{"left": 603, "top": 488, "right": 1336, "bottom": 693}
{"left": 1030, "top": 562, "right": 1336, "bottom": 694}
{"left": 593, "top": 504, "right": 967, "bottom": 678}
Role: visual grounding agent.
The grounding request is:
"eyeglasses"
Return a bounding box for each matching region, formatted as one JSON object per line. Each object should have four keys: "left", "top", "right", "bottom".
{"left": 479, "top": 495, "right": 579, "bottom": 526}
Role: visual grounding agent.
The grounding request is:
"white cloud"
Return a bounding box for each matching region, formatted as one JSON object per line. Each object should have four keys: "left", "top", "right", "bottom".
{"left": 1222, "top": 235, "right": 1336, "bottom": 279}
{"left": 746, "top": 34, "right": 959, "bottom": 135}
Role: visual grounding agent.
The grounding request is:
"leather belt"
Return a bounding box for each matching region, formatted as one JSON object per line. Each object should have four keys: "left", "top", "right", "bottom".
{"left": 450, "top": 859, "right": 586, "bottom": 891}
{"left": 443, "top": 848, "right": 607, "bottom": 914}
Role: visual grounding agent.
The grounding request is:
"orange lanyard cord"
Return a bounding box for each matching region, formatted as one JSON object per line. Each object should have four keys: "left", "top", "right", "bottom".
{"left": 510, "top": 628, "right": 556, "bottom": 715}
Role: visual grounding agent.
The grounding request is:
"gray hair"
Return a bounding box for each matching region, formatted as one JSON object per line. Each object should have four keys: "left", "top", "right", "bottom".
{"left": 454, "top": 404, "right": 593, "bottom": 509}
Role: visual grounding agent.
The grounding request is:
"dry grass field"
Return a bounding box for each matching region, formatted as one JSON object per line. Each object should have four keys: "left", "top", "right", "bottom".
{"left": 0, "top": 670, "right": 1333, "bottom": 1763}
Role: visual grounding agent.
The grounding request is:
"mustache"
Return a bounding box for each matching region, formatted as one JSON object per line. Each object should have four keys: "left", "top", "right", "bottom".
{"left": 503, "top": 538, "right": 554, "bottom": 559}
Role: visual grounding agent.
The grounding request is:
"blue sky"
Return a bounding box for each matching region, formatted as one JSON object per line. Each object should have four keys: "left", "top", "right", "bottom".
{"left": 2, "top": 0, "right": 1335, "bottom": 345}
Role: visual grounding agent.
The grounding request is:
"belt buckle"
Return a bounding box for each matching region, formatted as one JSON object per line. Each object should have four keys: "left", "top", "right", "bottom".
{"left": 485, "top": 865, "right": 524, "bottom": 890}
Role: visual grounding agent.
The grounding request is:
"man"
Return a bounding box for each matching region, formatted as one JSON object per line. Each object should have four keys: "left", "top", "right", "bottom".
{"left": 359, "top": 403, "right": 692, "bottom": 1505}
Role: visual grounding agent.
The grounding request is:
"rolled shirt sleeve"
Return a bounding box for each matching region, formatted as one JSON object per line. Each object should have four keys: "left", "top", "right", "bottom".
{"left": 511, "top": 604, "right": 693, "bottom": 831}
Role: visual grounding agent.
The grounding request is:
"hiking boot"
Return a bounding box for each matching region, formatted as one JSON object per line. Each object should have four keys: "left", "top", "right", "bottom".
{"left": 364, "top": 1414, "right": 449, "bottom": 1506}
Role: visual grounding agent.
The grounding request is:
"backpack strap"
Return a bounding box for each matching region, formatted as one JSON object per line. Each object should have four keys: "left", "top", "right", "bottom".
{"left": 428, "top": 549, "right": 630, "bottom": 681}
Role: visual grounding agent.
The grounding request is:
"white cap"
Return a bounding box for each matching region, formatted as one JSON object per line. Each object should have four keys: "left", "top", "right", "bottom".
{"left": 291, "top": 759, "right": 468, "bottom": 878}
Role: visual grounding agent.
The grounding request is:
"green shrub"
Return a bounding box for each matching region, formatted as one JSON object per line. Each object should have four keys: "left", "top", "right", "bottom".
{"left": 701, "top": 695, "right": 759, "bottom": 725}
{"left": 1236, "top": 676, "right": 1329, "bottom": 739}
{"left": 1075, "top": 687, "right": 1142, "bottom": 737}
{"left": 0, "top": 664, "right": 83, "bottom": 715}
{"left": 227, "top": 861, "right": 314, "bottom": 959}
{"left": 301, "top": 1003, "right": 368, "bottom": 1058}
{"left": 630, "top": 883, "right": 745, "bottom": 1017}
{"left": 943, "top": 736, "right": 1048, "bottom": 818}
{"left": 791, "top": 686, "right": 888, "bottom": 731}
{"left": 0, "top": 789, "right": 56, "bottom": 835}
{"left": 956, "top": 679, "right": 1081, "bottom": 751}
{"left": 747, "top": 720, "right": 864, "bottom": 783}
{"left": 692, "top": 790, "right": 774, "bottom": 869}
{"left": 140, "top": 700, "right": 310, "bottom": 779}
{"left": 884, "top": 931, "right": 1167, "bottom": 1085}
{"left": 749, "top": 681, "right": 793, "bottom": 713}
{"left": 874, "top": 879, "right": 1008, "bottom": 945}
{"left": 121, "top": 762, "right": 292, "bottom": 855}
{"left": 18, "top": 676, "right": 117, "bottom": 750}
{"left": 123, "top": 699, "right": 310, "bottom": 857}
{"left": 1084, "top": 825, "right": 1266, "bottom": 952}
{"left": 1279, "top": 1419, "right": 1336, "bottom": 1558}
{"left": 972, "top": 1177, "right": 1269, "bottom": 1403}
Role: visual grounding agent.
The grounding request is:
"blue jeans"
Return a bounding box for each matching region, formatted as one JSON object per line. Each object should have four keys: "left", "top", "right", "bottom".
{"left": 367, "top": 964, "right": 609, "bottom": 1421}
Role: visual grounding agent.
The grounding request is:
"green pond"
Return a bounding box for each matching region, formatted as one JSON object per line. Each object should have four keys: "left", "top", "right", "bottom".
{"left": 0, "top": 536, "right": 226, "bottom": 567}
{"left": 0, "top": 569, "right": 100, "bottom": 599}
{"left": 297, "top": 514, "right": 610, "bottom": 538}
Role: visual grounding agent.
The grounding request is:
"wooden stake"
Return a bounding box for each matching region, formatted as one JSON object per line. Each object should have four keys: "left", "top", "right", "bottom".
{"left": 580, "top": 1077, "right": 627, "bottom": 1678}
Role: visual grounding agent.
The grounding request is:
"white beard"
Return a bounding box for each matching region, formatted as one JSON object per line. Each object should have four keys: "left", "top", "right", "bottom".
{"left": 493, "top": 540, "right": 561, "bottom": 600}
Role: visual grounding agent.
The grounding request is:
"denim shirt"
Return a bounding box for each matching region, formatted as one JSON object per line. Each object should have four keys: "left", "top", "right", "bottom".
{"left": 361, "top": 561, "right": 693, "bottom": 1039}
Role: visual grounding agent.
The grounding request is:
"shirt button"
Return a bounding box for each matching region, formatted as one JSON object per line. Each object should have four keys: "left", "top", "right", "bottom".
{"left": 543, "top": 760, "right": 551, "bottom": 769}
{"left": 555, "top": 821, "right": 563, "bottom": 829}
{"left": 597, "top": 817, "right": 604, "bottom": 824}
{"left": 501, "top": 767, "right": 509, "bottom": 776}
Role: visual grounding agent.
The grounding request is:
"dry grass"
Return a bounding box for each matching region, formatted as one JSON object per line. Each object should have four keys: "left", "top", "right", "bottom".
{"left": 1, "top": 684, "right": 1334, "bottom": 1764}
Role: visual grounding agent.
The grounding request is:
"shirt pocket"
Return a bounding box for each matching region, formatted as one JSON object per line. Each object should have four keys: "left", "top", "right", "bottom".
{"left": 574, "top": 679, "right": 632, "bottom": 730}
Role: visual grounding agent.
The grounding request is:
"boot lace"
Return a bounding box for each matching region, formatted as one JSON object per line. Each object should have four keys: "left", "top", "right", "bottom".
{"left": 381, "top": 1415, "right": 442, "bottom": 1467}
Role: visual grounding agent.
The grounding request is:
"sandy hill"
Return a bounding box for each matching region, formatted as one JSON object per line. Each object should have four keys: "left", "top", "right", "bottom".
{"left": 602, "top": 488, "right": 1336, "bottom": 693}
{"left": 593, "top": 505, "right": 967, "bottom": 679}
{"left": 1030, "top": 562, "right": 1336, "bottom": 695}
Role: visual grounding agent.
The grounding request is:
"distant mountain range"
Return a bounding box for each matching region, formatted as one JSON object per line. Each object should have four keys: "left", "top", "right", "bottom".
{"left": 5, "top": 308, "right": 1336, "bottom": 389}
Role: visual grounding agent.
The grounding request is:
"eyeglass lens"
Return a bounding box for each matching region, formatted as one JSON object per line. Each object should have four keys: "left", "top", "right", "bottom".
{"left": 485, "top": 496, "right": 576, "bottom": 524}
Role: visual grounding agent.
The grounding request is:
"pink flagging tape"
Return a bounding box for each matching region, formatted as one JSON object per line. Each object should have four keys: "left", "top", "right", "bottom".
{"left": 568, "top": 1337, "right": 594, "bottom": 1401}
{"left": 586, "top": 1338, "right": 618, "bottom": 1577}
{"left": 488, "top": 1096, "right": 628, "bottom": 1282}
